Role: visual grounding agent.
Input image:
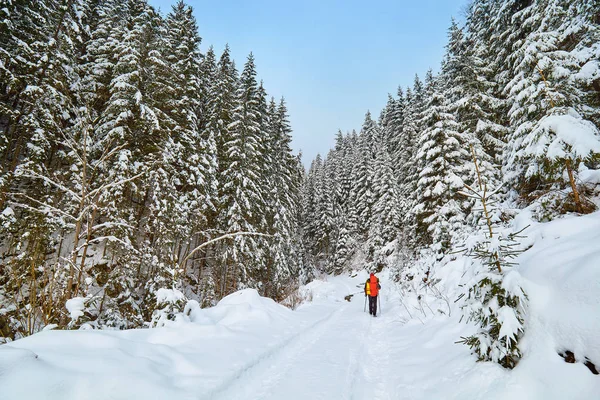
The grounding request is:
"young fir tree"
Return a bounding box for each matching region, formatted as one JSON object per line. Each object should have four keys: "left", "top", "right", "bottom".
{"left": 458, "top": 148, "right": 527, "bottom": 370}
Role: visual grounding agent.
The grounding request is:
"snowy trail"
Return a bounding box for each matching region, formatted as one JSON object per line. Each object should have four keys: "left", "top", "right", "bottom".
{"left": 207, "top": 282, "right": 427, "bottom": 400}
{"left": 206, "top": 306, "right": 347, "bottom": 399}
{"left": 0, "top": 271, "right": 487, "bottom": 400}
{"left": 207, "top": 300, "right": 376, "bottom": 400}
{"left": 201, "top": 276, "right": 496, "bottom": 400}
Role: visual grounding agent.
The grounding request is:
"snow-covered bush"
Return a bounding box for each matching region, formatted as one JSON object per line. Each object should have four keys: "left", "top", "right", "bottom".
{"left": 150, "top": 289, "right": 187, "bottom": 328}
{"left": 65, "top": 297, "right": 88, "bottom": 329}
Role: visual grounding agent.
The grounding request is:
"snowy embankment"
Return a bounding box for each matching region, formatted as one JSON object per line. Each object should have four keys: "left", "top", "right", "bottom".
{"left": 1, "top": 212, "right": 600, "bottom": 399}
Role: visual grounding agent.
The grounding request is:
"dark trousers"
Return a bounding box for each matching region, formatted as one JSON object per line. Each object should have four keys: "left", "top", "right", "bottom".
{"left": 368, "top": 295, "right": 378, "bottom": 316}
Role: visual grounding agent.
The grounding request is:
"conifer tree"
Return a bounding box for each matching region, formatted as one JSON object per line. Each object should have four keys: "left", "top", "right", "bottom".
{"left": 219, "top": 53, "right": 266, "bottom": 294}
{"left": 414, "top": 71, "right": 470, "bottom": 252}
{"left": 369, "top": 139, "right": 401, "bottom": 252}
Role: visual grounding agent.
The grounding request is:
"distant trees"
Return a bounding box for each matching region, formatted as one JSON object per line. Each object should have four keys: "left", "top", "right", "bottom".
{"left": 301, "top": 0, "right": 600, "bottom": 270}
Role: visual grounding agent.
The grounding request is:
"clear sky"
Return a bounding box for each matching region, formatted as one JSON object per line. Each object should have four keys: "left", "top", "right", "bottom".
{"left": 148, "top": 0, "right": 471, "bottom": 165}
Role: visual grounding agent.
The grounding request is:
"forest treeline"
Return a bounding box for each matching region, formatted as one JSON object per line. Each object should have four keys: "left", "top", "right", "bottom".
{"left": 0, "top": 0, "right": 304, "bottom": 339}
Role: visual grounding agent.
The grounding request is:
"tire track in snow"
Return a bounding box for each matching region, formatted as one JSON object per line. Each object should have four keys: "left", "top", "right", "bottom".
{"left": 205, "top": 306, "right": 346, "bottom": 400}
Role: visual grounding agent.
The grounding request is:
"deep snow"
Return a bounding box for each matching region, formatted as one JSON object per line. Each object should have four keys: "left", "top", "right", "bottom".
{"left": 1, "top": 211, "right": 600, "bottom": 399}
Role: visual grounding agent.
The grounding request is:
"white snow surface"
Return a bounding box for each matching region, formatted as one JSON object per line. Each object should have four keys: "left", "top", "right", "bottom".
{"left": 2, "top": 211, "right": 600, "bottom": 399}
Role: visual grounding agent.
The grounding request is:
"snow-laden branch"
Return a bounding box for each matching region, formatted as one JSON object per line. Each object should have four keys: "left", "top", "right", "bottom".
{"left": 86, "top": 169, "right": 148, "bottom": 200}
{"left": 16, "top": 169, "right": 82, "bottom": 202}
{"left": 86, "top": 235, "right": 138, "bottom": 253}
{"left": 179, "top": 231, "right": 271, "bottom": 268}
{"left": 8, "top": 194, "right": 77, "bottom": 221}
{"left": 97, "top": 142, "right": 129, "bottom": 166}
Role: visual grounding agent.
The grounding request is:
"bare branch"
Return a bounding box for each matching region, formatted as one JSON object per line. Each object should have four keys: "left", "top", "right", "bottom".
{"left": 180, "top": 231, "right": 272, "bottom": 268}
{"left": 86, "top": 169, "right": 147, "bottom": 199}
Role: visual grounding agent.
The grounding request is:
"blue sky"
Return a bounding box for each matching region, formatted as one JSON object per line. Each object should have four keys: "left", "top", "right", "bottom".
{"left": 148, "top": 0, "right": 471, "bottom": 165}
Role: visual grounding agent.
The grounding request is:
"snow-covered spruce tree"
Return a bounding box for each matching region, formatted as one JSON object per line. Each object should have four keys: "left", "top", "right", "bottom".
{"left": 273, "top": 98, "right": 303, "bottom": 293}
{"left": 301, "top": 154, "right": 323, "bottom": 267}
{"left": 330, "top": 131, "right": 358, "bottom": 273}
{"left": 262, "top": 97, "right": 302, "bottom": 298}
{"left": 0, "top": 0, "right": 96, "bottom": 334}
{"left": 387, "top": 87, "right": 406, "bottom": 169}
{"left": 520, "top": 107, "right": 600, "bottom": 214}
{"left": 349, "top": 112, "right": 378, "bottom": 240}
{"left": 194, "top": 45, "right": 232, "bottom": 305}
{"left": 140, "top": 0, "right": 219, "bottom": 310}
{"left": 414, "top": 70, "right": 470, "bottom": 254}
{"left": 442, "top": 19, "right": 501, "bottom": 227}
{"left": 496, "top": 0, "right": 600, "bottom": 211}
{"left": 332, "top": 215, "right": 353, "bottom": 275}
{"left": 219, "top": 53, "right": 266, "bottom": 296}
{"left": 315, "top": 155, "right": 338, "bottom": 270}
{"left": 90, "top": 0, "right": 171, "bottom": 328}
{"left": 368, "top": 138, "right": 401, "bottom": 259}
{"left": 463, "top": 1, "right": 510, "bottom": 165}
{"left": 458, "top": 148, "right": 527, "bottom": 370}
{"left": 398, "top": 78, "right": 425, "bottom": 251}
{"left": 201, "top": 44, "right": 239, "bottom": 300}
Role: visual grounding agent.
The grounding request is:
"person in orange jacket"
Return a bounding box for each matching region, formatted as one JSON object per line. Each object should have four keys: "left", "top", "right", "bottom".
{"left": 364, "top": 272, "right": 381, "bottom": 316}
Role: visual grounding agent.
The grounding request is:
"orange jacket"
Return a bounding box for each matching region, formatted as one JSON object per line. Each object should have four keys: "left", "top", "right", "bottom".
{"left": 364, "top": 274, "right": 381, "bottom": 297}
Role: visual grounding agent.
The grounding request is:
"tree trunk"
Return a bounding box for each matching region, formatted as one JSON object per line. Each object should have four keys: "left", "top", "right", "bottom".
{"left": 565, "top": 159, "right": 583, "bottom": 213}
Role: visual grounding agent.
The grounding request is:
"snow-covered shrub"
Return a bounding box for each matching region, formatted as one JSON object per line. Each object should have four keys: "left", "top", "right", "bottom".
{"left": 149, "top": 288, "right": 187, "bottom": 328}
{"left": 393, "top": 247, "right": 454, "bottom": 320}
{"left": 280, "top": 285, "right": 313, "bottom": 310}
{"left": 65, "top": 297, "right": 88, "bottom": 329}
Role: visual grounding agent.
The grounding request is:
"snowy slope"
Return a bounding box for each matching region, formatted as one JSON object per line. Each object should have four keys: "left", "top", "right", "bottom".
{"left": 1, "top": 211, "right": 600, "bottom": 399}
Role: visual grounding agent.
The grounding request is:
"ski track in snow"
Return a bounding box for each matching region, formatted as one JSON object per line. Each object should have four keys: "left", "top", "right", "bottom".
{"left": 207, "top": 295, "right": 400, "bottom": 400}
{"left": 206, "top": 306, "right": 346, "bottom": 400}
{"left": 205, "top": 276, "right": 423, "bottom": 400}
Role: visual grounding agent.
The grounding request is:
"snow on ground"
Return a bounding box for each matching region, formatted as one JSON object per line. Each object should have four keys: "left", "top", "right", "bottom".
{"left": 1, "top": 212, "right": 600, "bottom": 399}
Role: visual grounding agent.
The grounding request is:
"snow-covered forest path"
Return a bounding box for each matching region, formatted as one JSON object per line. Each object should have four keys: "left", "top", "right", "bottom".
{"left": 201, "top": 273, "right": 491, "bottom": 400}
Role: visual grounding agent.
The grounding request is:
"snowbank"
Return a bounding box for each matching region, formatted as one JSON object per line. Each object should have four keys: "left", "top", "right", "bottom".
{"left": 0, "top": 289, "right": 307, "bottom": 400}
{"left": 512, "top": 210, "right": 600, "bottom": 398}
